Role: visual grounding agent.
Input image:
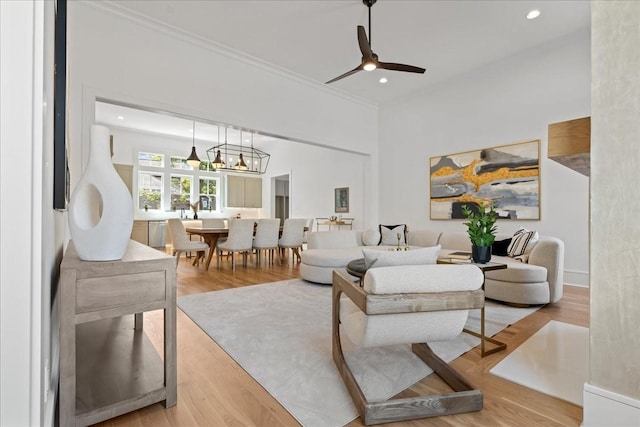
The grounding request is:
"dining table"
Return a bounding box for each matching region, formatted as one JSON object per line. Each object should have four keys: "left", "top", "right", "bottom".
{"left": 185, "top": 225, "right": 308, "bottom": 270}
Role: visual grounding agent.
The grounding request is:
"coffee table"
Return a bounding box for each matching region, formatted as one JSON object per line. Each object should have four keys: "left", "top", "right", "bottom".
{"left": 346, "top": 258, "right": 367, "bottom": 281}
{"left": 437, "top": 259, "right": 508, "bottom": 357}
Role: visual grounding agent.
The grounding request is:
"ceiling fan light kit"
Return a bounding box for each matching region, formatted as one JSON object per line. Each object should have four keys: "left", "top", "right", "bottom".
{"left": 326, "top": 0, "right": 426, "bottom": 84}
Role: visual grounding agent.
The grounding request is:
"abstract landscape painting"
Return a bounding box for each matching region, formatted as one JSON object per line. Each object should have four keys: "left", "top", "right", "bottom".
{"left": 430, "top": 140, "right": 540, "bottom": 220}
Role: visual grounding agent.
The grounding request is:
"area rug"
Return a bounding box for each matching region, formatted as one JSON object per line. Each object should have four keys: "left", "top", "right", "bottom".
{"left": 490, "top": 320, "right": 589, "bottom": 406}
{"left": 178, "top": 279, "right": 539, "bottom": 427}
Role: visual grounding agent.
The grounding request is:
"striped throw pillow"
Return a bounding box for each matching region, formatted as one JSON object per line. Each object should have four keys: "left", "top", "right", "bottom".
{"left": 507, "top": 228, "right": 539, "bottom": 257}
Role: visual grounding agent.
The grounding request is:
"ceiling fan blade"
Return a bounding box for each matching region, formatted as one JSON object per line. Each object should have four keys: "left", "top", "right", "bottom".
{"left": 357, "top": 26, "right": 373, "bottom": 57}
{"left": 378, "top": 62, "right": 426, "bottom": 74}
{"left": 325, "top": 65, "right": 363, "bottom": 84}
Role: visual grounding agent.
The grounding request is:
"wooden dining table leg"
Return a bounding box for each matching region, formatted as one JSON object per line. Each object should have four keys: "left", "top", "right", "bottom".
{"left": 203, "top": 235, "right": 219, "bottom": 270}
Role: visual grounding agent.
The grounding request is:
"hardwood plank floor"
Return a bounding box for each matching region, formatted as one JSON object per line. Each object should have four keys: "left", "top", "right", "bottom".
{"left": 96, "top": 253, "right": 589, "bottom": 427}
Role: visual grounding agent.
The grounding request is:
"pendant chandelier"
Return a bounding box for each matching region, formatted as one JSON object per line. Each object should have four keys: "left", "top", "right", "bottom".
{"left": 186, "top": 121, "right": 201, "bottom": 168}
{"left": 206, "top": 126, "right": 270, "bottom": 174}
{"left": 211, "top": 126, "right": 226, "bottom": 169}
{"left": 235, "top": 130, "right": 249, "bottom": 170}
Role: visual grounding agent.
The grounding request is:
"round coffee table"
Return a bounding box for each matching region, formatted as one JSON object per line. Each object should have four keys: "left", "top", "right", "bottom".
{"left": 346, "top": 258, "right": 367, "bottom": 280}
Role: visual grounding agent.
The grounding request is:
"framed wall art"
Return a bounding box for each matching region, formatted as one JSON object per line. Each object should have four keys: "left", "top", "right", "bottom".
{"left": 430, "top": 140, "right": 541, "bottom": 220}
{"left": 334, "top": 187, "right": 349, "bottom": 213}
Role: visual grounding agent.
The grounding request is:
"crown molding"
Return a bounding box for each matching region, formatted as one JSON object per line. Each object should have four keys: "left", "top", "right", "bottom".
{"left": 83, "top": 1, "right": 377, "bottom": 110}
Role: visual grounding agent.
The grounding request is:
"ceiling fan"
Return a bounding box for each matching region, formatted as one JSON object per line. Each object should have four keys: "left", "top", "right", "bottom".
{"left": 326, "top": 0, "right": 426, "bottom": 84}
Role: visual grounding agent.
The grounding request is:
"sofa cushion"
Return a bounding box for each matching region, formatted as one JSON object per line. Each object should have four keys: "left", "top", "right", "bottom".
{"left": 407, "top": 229, "right": 441, "bottom": 247}
{"left": 307, "top": 230, "right": 363, "bottom": 250}
{"left": 301, "top": 247, "right": 373, "bottom": 268}
{"left": 379, "top": 224, "right": 407, "bottom": 245}
{"left": 363, "top": 245, "right": 441, "bottom": 269}
{"left": 507, "top": 228, "right": 539, "bottom": 257}
{"left": 438, "top": 232, "right": 471, "bottom": 251}
{"left": 492, "top": 238, "right": 512, "bottom": 256}
{"left": 362, "top": 229, "right": 381, "bottom": 246}
{"left": 485, "top": 256, "right": 547, "bottom": 282}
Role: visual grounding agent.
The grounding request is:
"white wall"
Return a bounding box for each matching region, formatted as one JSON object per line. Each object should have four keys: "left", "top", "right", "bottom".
{"left": 1, "top": 1, "right": 62, "bottom": 426}
{"left": 584, "top": 2, "right": 640, "bottom": 424}
{"left": 260, "top": 139, "right": 369, "bottom": 229}
{"left": 67, "top": 1, "right": 378, "bottom": 226}
{"left": 379, "top": 29, "right": 590, "bottom": 286}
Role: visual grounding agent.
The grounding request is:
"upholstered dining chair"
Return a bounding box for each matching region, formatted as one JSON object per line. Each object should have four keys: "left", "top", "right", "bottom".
{"left": 252, "top": 218, "right": 280, "bottom": 266}
{"left": 332, "top": 264, "right": 485, "bottom": 425}
{"left": 278, "top": 218, "right": 307, "bottom": 263}
{"left": 217, "top": 219, "right": 254, "bottom": 270}
{"left": 166, "top": 218, "right": 209, "bottom": 267}
{"left": 201, "top": 218, "right": 226, "bottom": 228}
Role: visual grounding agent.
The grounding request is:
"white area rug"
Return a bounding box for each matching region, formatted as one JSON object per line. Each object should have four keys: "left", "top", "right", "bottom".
{"left": 490, "top": 320, "right": 589, "bottom": 406}
{"left": 178, "top": 279, "right": 539, "bottom": 427}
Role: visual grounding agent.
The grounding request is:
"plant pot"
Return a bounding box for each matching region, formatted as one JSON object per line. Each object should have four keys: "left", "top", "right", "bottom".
{"left": 472, "top": 245, "right": 492, "bottom": 264}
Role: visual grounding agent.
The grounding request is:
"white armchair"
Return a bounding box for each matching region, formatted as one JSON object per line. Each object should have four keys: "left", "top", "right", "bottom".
{"left": 332, "top": 264, "right": 485, "bottom": 425}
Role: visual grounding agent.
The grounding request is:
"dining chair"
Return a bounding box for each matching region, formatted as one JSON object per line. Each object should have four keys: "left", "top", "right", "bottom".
{"left": 252, "top": 218, "right": 281, "bottom": 266}
{"left": 217, "top": 219, "right": 255, "bottom": 270}
{"left": 201, "top": 218, "right": 226, "bottom": 228}
{"left": 166, "top": 218, "right": 209, "bottom": 267}
{"left": 278, "top": 218, "right": 307, "bottom": 263}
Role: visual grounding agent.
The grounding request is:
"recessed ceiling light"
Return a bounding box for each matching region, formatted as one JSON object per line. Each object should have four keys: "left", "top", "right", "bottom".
{"left": 117, "top": 115, "right": 124, "bottom": 120}
{"left": 379, "top": 77, "right": 388, "bottom": 83}
{"left": 526, "top": 9, "right": 541, "bottom": 20}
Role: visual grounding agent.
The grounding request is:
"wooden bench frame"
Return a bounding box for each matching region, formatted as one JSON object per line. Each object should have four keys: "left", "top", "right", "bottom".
{"left": 332, "top": 270, "right": 485, "bottom": 425}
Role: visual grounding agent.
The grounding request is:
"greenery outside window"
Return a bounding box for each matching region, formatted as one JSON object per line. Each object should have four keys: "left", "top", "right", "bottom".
{"left": 170, "top": 156, "right": 191, "bottom": 170}
{"left": 138, "top": 152, "right": 163, "bottom": 167}
{"left": 170, "top": 175, "right": 192, "bottom": 210}
{"left": 138, "top": 172, "right": 162, "bottom": 210}
{"left": 199, "top": 177, "right": 217, "bottom": 211}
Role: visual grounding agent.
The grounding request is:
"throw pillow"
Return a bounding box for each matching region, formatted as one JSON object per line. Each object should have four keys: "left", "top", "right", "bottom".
{"left": 379, "top": 224, "right": 407, "bottom": 246}
{"left": 507, "top": 228, "right": 539, "bottom": 257}
{"left": 492, "top": 238, "right": 512, "bottom": 256}
{"left": 362, "top": 245, "right": 441, "bottom": 269}
{"left": 362, "top": 229, "right": 381, "bottom": 246}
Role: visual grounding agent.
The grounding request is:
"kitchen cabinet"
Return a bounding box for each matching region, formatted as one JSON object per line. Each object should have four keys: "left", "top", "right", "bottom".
{"left": 113, "top": 163, "right": 133, "bottom": 195}
{"left": 131, "top": 220, "right": 149, "bottom": 245}
{"left": 226, "top": 175, "right": 262, "bottom": 208}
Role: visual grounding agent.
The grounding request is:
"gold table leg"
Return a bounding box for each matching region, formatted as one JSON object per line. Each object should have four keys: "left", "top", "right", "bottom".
{"left": 463, "top": 305, "right": 507, "bottom": 357}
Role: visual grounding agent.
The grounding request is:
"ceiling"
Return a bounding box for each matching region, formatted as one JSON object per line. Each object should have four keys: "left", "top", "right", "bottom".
{"left": 96, "top": 1, "right": 590, "bottom": 143}
{"left": 112, "top": 0, "right": 590, "bottom": 105}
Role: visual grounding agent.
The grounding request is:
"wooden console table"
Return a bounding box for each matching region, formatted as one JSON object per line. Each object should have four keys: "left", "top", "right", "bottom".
{"left": 315, "top": 218, "right": 354, "bottom": 231}
{"left": 59, "top": 240, "right": 177, "bottom": 426}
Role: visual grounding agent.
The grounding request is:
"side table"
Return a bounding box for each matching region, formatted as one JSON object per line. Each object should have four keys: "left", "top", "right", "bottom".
{"left": 438, "top": 259, "right": 508, "bottom": 357}
{"left": 59, "top": 240, "right": 177, "bottom": 426}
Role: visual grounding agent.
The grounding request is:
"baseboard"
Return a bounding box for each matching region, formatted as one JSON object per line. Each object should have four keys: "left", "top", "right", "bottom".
{"left": 564, "top": 269, "right": 589, "bottom": 287}
{"left": 583, "top": 383, "right": 640, "bottom": 426}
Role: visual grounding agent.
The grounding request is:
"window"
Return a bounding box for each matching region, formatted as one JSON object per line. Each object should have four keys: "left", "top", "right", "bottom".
{"left": 170, "top": 175, "right": 192, "bottom": 210}
{"left": 138, "top": 152, "right": 163, "bottom": 167}
{"left": 199, "top": 177, "right": 217, "bottom": 211}
{"left": 170, "top": 156, "right": 191, "bottom": 170}
{"left": 138, "top": 172, "right": 162, "bottom": 210}
{"left": 136, "top": 150, "right": 220, "bottom": 212}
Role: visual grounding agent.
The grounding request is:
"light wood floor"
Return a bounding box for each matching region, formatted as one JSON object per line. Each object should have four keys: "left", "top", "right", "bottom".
{"left": 96, "top": 252, "right": 589, "bottom": 427}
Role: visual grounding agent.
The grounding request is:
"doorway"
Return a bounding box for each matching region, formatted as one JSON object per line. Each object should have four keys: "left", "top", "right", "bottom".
{"left": 272, "top": 174, "right": 290, "bottom": 226}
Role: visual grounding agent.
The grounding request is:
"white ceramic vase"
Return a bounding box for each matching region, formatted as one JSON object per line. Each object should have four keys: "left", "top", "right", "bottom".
{"left": 68, "top": 125, "right": 133, "bottom": 261}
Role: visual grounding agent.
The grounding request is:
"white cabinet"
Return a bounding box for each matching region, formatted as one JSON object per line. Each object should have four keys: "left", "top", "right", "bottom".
{"left": 226, "top": 175, "right": 262, "bottom": 208}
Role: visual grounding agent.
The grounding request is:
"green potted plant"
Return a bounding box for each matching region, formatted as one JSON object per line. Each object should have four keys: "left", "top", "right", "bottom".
{"left": 462, "top": 202, "right": 498, "bottom": 264}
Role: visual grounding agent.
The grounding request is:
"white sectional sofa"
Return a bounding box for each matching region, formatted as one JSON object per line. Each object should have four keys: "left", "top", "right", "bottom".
{"left": 300, "top": 229, "right": 564, "bottom": 305}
